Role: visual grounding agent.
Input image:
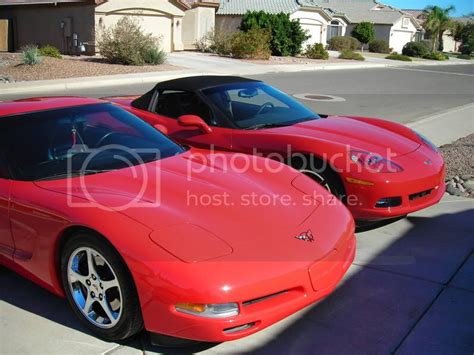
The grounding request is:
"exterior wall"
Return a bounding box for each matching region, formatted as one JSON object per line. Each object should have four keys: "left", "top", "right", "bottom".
{"left": 291, "top": 10, "right": 330, "bottom": 46}
{"left": 183, "top": 6, "right": 215, "bottom": 49}
{"left": 0, "top": 3, "right": 95, "bottom": 54}
{"left": 389, "top": 17, "right": 417, "bottom": 53}
{"left": 442, "top": 31, "right": 459, "bottom": 52}
{"left": 215, "top": 15, "right": 242, "bottom": 34}
{"left": 95, "top": 0, "right": 185, "bottom": 52}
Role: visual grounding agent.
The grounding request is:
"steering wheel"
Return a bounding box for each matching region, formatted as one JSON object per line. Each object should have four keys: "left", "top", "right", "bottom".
{"left": 95, "top": 131, "right": 119, "bottom": 148}
{"left": 256, "top": 102, "right": 275, "bottom": 115}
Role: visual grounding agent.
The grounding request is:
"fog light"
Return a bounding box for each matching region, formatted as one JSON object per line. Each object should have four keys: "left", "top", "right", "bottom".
{"left": 175, "top": 302, "right": 239, "bottom": 318}
{"left": 375, "top": 197, "right": 402, "bottom": 208}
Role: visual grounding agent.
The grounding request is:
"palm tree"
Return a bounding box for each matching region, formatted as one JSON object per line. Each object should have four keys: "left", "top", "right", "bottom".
{"left": 424, "top": 5, "right": 455, "bottom": 52}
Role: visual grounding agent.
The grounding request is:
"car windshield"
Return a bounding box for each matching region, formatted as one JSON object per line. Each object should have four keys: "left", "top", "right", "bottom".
{"left": 202, "top": 82, "right": 320, "bottom": 129}
{"left": 0, "top": 103, "right": 185, "bottom": 181}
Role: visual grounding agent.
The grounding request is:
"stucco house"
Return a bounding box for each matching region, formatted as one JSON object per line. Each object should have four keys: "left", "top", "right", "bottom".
{"left": 215, "top": 0, "right": 422, "bottom": 53}
{"left": 0, "top": 0, "right": 218, "bottom": 54}
{"left": 216, "top": 0, "right": 350, "bottom": 47}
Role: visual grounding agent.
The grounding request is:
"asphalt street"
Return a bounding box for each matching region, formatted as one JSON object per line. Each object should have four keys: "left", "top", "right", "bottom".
{"left": 1, "top": 64, "right": 473, "bottom": 124}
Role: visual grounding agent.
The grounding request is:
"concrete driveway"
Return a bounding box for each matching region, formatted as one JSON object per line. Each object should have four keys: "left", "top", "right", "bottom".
{"left": 1, "top": 194, "right": 473, "bottom": 355}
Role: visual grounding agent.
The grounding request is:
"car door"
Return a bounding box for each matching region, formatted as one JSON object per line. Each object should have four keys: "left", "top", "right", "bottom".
{"left": 151, "top": 90, "right": 233, "bottom": 151}
{"left": 0, "top": 156, "right": 14, "bottom": 259}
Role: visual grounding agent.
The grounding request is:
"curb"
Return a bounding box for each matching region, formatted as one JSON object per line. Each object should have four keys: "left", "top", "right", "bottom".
{"left": 1, "top": 60, "right": 472, "bottom": 96}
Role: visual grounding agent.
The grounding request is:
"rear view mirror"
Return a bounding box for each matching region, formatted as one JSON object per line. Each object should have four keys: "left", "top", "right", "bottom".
{"left": 238, "top": 88, "right": 258, "bottom": 98}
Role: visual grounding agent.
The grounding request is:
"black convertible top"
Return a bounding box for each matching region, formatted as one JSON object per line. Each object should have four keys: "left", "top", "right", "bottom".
{"left": 132, "top": 75, "right": 261, "bottom": 110}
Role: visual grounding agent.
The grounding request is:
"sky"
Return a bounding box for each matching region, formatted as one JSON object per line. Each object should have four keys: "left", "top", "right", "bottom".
{"left": 383, "top": 0, "right": 473, "bottom": 16}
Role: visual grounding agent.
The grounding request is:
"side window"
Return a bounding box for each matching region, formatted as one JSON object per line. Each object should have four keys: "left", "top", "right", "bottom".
{"left": 0, "top": 156, "right": 9, "bottom": 179}
{"left": 154, "top": 90, "right": 215, "bottom": 125}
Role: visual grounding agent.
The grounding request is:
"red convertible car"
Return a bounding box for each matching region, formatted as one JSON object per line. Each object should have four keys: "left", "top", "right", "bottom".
{"left": 107, "top": 76, "right": 446, "bottom": 223}
{"left": 0, "top": 97, "right": 355, "bottom": 344}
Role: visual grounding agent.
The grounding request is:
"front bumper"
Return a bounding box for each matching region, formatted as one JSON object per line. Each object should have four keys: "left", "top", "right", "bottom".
{"left": 141, "top": 232, "right": 356, "bottom": 343}
{"left": 344, "top": 148, "right": 445, "bottom": 221}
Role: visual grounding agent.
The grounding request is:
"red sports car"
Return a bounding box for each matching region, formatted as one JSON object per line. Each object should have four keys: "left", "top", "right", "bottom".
{"left": 107, "top": 76, "right": 446, "bottom": 223}
{"left": 0, "top": 97, "right": 355, "bottom": 344}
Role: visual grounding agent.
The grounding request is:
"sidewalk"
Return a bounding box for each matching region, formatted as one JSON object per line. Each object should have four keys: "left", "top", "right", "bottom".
{"left": 1, "top": 51, "right": 472, "bottom": 96}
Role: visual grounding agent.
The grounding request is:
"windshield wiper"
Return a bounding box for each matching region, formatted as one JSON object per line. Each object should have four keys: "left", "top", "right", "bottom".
{"left": 34, "top": 169, "right": 113, "bottom": 181}
{"left": 245, "top": 122, "right": 292, "bottom": 130}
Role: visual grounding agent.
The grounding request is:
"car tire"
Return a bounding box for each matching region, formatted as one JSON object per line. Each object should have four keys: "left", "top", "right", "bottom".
{"left": 60, "top": 232, "right": 143, "bottom": 342}
{"left": 291, "top": 157, "right": 346, "bottom": 201}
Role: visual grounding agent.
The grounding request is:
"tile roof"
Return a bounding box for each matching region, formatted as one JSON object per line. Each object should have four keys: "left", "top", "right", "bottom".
{"left": 217, "top": 0, "right": 418, "bottom": 27}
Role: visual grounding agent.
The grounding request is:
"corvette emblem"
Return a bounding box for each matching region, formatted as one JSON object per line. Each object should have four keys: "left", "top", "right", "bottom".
{"left": 295, "top": 230, "right": 314, "bottom": 242}
{"left": 424, "top": 159, "right": 433, "bottom": 165}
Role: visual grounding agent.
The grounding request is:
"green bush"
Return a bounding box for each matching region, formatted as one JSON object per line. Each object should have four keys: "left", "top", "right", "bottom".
{"left": 97, "top": 16, "right": 165, "bottom": 66}
{"left": 339, "top": 49, "right": 365, "bottom": 61}
{"left": 240, "top": 11, "right": 309, "bottom": 56}
{"left": 351, "top": 22, "right": 375, "bottom": 48}
{"left": 38, "top": 44, "right": 62, "bottom": 58}
{"left": 385, "top": 53, "right": 412, "bottom": 61}
{"left": 304, "top": 43, "right": 329, "bottom": 59}
{"left": 368, "top": 39, "right": 390, "bottom": 53}
{"left": 21, "top": 45, "right": 42, "bottom": 65}
{"left": 328, "top": 36, "right": 360, "bottom": 51}
{"left": 422, "top": 52, "right": 449, "bottom": 61}
{"left": 457, "top": 53, "right": 472, "bottom": 59}
{"left": 402, "top": 41, "right": 429, "bottom": 57}
{"left": 230, "top": 28, "right": 271, "bottom": 59}
{"left": 142, "top": 47, "right": 166, "bottom": 65}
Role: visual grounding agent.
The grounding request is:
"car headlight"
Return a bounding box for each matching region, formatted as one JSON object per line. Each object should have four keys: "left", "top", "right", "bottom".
{"left": 350, "top": 150, "right": 403, "bottom": 173}
{"left": 175, "top": 302, "right": 239, "bottom": 318}
{"left": 415, "top": 131, "right": 438, "bottom": 152}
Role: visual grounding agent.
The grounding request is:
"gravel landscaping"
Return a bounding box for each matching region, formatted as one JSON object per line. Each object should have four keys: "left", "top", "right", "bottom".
{"left": 0, "top": 53, "right": 181, "bottom": 82}
{"left": 244, "top": 55, "right": 349, "bottom": 65}
{"left": 440, "top": 134, "right": 474, "bottom": 198}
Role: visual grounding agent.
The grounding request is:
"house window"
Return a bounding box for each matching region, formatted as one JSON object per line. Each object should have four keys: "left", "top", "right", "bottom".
{"left": 402, "top": 17, "right": 410, "bottom": 29}
{"left": 328, "top": 20, "right": 343, "bottom": 41}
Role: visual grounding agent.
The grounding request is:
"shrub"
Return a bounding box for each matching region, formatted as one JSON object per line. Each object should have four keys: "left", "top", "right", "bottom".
{"left": 422, "top": 52, "right": 449, "bottom": 61}
{"left": 142, "top": 47, "right": 166, "bottom": 65}
{"left": 97, "top": 16, "right": 164, "bottom": 66}
{"left": 328, "top": 36, "right": 360, "bottom": 51}
{"left": 456, "top": 23, "right": 474, "bottom": 55}
{"left": 240, "top": 11, "right": 309, "bottom": 56}
{"left": 230, "top": 28, "right": 271, "bottom": 60}
{"left": 38, "top": 44, "right": 62, "bottom": 58}
{"left": 305, "top": 43, "right": 329, "bottom": 59}
{"left": 457, "top": 53, "right": 472, "bottom": 59}
{"left": 21, "top": 45, "right": 42, "bottom": 65}
{"left": 368, "top": 39, "right": 390, "bottom": 53}
{"left": 402, "top": 41, "right": 429, "bottom": 57}
{"left": 339, "top": 49, "right": 365, "bottom": 61}
{"left": 385, "top": 53, "right": 412, "bottom": 61}
{"left": 351, "top": 22, "right": 375, "bottom": 48}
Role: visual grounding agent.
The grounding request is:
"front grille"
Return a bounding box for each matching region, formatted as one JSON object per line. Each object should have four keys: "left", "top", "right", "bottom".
{"left": 223, "top": 322, "right": 256, "bottom": 334}
{"left": 409, "top": 188, "right": 433, "bottom": 201}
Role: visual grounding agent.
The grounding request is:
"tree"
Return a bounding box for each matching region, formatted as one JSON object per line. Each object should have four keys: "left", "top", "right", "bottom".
{"left": 240, "top": 11, "right": 309, "bottom": 56}
{"left": 351, "top": 22, "right": 375, "bottom": 51}
{"left": 423, "top": 5, "right": 455, "bottom": 52}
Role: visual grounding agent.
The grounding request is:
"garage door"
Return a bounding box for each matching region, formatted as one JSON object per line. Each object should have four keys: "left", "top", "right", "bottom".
{"left": 301, "top": 23, "right": 322, "bottom": 45}
{"left": 391, "top": 31, "right": 413, "bottom": 53}
{"left": 104, "top": 14, "right": 172, "bottom": 52}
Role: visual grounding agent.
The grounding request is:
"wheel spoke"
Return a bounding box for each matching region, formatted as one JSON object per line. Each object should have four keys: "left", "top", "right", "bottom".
{"left": 99, "top": 299, "right": 117, "bottom": 324}
{"left": 83, "top": 295, "right": 95, "bottom": 314}
{"left": 101, "top": 278, "right": 119, "bottom": 292}
{"left": 86, "top": 249, "right": 97, "bottom": 277}
{"left": 68, "top": 269, "right": 89, "bottom": 287}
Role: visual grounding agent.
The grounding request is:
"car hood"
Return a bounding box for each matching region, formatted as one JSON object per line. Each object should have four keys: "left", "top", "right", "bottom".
{"left": 272, "top": 116, "right": 420, "bottom": 156}
{"left": 34, "top": 150, "right": 350, "bottom": 262}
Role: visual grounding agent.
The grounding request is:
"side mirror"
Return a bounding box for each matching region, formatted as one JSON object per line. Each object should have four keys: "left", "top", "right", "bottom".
{"left": 154, "top": 124, "right": 169, "bottom": 135}
{"left": 178, "top": 115, "right": 212, "bottom": 134}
